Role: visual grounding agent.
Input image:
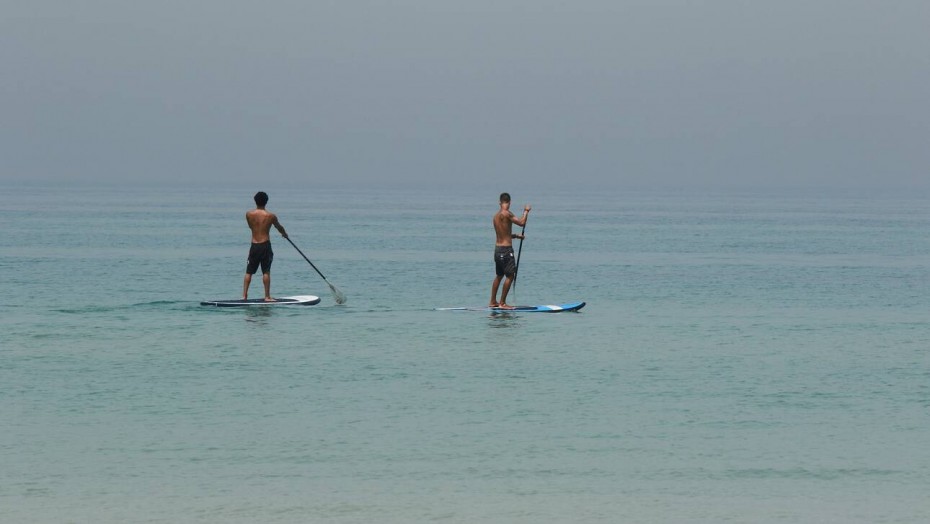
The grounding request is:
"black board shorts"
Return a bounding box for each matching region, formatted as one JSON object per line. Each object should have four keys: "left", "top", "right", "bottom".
{"left": 494, "top": 246, "right": 516, "bottom": 277}
{"left": 246, "top": 241, "right": 273, "bottom": 274}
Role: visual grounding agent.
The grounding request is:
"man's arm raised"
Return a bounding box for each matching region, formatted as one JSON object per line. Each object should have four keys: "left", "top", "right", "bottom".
{"left": 511, "top": 205, "right": 531, "bottom": 227}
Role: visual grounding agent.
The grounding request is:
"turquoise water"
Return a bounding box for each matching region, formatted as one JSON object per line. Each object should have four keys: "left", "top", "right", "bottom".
{"left": 3, "top": 186, "right": 929, "bottom": 523}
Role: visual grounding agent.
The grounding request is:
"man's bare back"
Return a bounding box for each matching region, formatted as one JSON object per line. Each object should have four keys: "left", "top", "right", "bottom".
{"left": 246, "top": 208, "right": 286, "bottom": 243}
{"left": 494, "top": 209, "right": 516, "bottom": 247}
{"left": 494, "top": 203, "right": 530, "bottom": 246}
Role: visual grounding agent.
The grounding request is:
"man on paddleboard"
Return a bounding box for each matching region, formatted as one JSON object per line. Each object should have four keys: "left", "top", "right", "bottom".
{"left": 490, "top": 192, "right": 530, "bottom": 309}
{"left": 244, "top": 191, "right": 288, "bottom": 302}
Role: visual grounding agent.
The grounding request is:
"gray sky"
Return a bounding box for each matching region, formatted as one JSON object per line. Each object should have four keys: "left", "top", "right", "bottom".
{"left": 2, "top": 1, "right": 928, "bottom": 191}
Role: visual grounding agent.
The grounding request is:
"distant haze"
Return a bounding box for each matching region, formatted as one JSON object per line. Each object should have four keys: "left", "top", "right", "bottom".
{"left": 2, "top": 1, "right": 928, "bottom": 191}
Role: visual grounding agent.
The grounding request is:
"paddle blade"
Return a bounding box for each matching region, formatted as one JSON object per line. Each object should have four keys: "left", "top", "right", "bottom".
{"left": 329, "top": 282, "right": 347, "bottom": 305}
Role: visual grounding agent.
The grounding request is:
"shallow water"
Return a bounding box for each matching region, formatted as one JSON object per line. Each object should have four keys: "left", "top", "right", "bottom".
{"left": 2, "top": 186, "right": 929, "bottom": 522}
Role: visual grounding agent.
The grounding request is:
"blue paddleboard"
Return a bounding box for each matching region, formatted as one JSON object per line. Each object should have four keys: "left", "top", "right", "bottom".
{"left": 436, "top": 301, "right": 585, "bottom": 313}
{"left": 200, "top": 295, "right": 321, "bottom": 307}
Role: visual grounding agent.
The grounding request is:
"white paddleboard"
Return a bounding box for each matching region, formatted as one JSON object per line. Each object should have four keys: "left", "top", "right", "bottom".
{"left": 200, "top": 295, "right": 321, "bottom": 307}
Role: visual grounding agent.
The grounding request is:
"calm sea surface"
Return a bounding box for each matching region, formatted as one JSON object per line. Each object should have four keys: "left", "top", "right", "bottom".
{"left": 2, "top": 186, "right": 929, "bottom": 523}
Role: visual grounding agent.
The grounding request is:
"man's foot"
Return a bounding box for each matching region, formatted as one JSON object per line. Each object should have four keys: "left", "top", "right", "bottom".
{"left": 489, "top": 302, "right": 499, "bottom": 308}
{"left": 497, "top": 303, "right": 516, "bottom": 310}
{"left": 264, "top": 297, "right": 276, "bottom": 302}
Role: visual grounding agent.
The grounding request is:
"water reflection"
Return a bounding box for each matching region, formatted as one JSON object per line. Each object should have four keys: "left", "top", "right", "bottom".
{"left": 244, "top": 307, "right": 274, "bottom": 323}
{"left": 487, "top": 311, "right": 521, "bottom": 328}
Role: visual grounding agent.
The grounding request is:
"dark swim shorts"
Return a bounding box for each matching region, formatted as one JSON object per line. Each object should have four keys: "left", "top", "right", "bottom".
{"left": 246, "top": 241, "right": 274, "bottom": 274}
{"left": 494, "top": 245, "right": 516, "bottom": 277}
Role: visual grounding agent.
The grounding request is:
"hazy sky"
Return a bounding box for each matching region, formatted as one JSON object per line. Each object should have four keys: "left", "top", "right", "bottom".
{"left": 2, "top": 1, "right": 928, "bottom": 191}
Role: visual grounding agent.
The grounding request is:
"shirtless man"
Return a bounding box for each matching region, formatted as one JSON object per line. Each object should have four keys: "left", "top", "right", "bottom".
{"left": 490, "top": 192, "right": 531, "bottom": 309}
{"left": 243, "top": 191, "right": 288, "bottom": 301}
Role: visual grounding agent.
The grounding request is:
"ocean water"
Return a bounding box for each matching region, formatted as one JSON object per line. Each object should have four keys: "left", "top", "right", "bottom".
{"left": 2, "top": 185, "right": 929, "bottom": 523}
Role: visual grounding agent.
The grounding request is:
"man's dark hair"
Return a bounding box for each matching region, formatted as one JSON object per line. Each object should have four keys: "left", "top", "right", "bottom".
{"left": 254, "top": 191, "right": 269, "bottom": 207}
{"left": 499, "top": 192, "right": 511, "bottom": 203}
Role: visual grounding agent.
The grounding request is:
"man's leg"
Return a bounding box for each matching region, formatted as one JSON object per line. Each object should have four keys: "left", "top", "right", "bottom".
{"left": 243, "top": 273, "right": 252, "bottom": 300}
{"left": 499, "top": 276, "right": 515, "bottom": 308}
{"left": 490, "top": 275, "right": 503, "bottom": 307}
{"left": 263, "top": 272, "right": 273, "bottom": 301}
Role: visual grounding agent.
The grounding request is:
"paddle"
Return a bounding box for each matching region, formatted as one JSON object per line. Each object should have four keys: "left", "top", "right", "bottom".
{"left": 285, "top": 237, "right": 346, "bottom": 304}
{"left": 512, "top": 217, "right": 527, "bottom": 297}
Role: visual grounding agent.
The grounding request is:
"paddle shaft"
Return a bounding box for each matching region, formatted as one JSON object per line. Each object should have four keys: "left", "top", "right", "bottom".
{"left": 512, "top": 220, "right": 527, "bottom": 292}
{"left": 285, "top": 237, "right": 346, "bottom": 304}
{"left": 286, "top": 237, "right": 329, "bottom": 279}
